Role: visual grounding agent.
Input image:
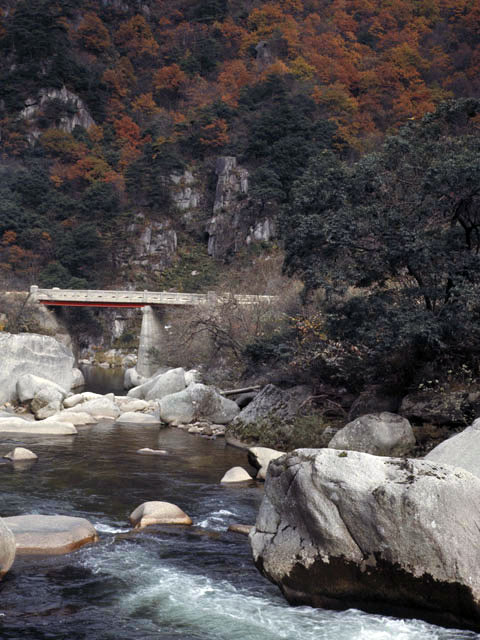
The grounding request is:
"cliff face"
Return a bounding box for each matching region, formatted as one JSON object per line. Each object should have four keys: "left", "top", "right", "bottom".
{"left": 20, "top": 87, "right": 96, "bottom": 141}
{"left": 207, "top": 157, "right": 275, "bottom": 259}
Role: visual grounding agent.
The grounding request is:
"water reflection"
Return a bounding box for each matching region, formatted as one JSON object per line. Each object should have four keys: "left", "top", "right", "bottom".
{"left": 79, "top": 365, "right": 126, "bottom": 395}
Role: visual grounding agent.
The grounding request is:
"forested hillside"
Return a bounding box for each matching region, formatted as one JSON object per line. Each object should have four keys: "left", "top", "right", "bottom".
{"left": 0, "top": 0, "right": 479, "bottom": 291}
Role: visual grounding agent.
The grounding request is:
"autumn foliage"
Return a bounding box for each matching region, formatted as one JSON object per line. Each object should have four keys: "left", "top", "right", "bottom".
{"left": 0, "top": 0, "right": 479, "bottom": 288}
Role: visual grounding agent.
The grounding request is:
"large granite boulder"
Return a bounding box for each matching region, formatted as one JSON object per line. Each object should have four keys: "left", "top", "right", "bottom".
{"left": 328, "top": 412, "right": 416, "bottom": 457}
{"left": 250, "top": 448, "right": 480, "bottom": 630}
{"left": 4, "top": 515, "right": 98, "bottom": 554}
{"left": 17, "top": 373, "right": 68, "bottom": 403}
{"left": 128, "top": 367, "right": 187, "bottom": 401}
{"left": 31, "top": 387, "right": 66, "bottom": 420}
{"left": 233, "top": 384, "right": 311, "bottom": 426}
{"left": 0, "top": 333, "right": 75, "bottom": 404}
{"left": 145, "top": 367, "right": 187, "bottom": 401}
{"left": 0, "top": 417, "right": 77, "bottom": 435}
{"left": 425, "top": 418, "right": 480, "bottom": 477}
{"left": 159, "top": 383, "right": 239, "bottom": 425}
{"left": 400, "top": 390, "right": 469, "bottom": 426}
{"left": 0, "top": 518, "right": 16, "bottom": 577}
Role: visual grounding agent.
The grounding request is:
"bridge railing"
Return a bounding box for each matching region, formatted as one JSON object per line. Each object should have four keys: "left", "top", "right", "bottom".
{"left": 31, "top": 286, "right": 277, "bottom": 307}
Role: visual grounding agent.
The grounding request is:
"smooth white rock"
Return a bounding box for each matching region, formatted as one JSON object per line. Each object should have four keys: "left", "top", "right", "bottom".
{"left": 129, "top": 501, "right": 192, "bottom": 528}
{"left": 220, "top": 466, "right": 253, "bottom": 483}
{"left": 116, "top": 412, "right": 161, "bottom": 425}
{"left": 4, "top": 447, "right": 38, "bottom": 461}
{"left": 0, "top": 417, "right": 77, "bottom": 435}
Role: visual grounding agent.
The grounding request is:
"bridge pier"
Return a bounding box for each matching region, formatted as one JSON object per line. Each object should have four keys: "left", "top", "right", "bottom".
{"left": 137, "top": 306, "right": 166, "bottom": 377}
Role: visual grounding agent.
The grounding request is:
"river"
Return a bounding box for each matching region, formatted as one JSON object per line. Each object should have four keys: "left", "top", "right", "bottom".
{"left": 0, "top": 420, "right": 477, "bottom": 639}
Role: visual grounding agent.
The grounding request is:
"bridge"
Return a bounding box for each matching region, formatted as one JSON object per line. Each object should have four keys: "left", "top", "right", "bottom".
{"left": 29, "top": 285, "right": 278, "bottom": 378}
{"left": 30, "top": 286, "right": 276, "bottom": 308}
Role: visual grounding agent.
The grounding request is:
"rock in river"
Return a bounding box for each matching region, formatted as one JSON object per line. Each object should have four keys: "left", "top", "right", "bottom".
{"left": 0, "top": 417, "right": 77, "bottom": 435}
{"left": 4, "top": 447, "right": 38, "bottom": 461}
{"left": 250, "top": 448, "right": 480, "bottom": 631}
{"left": 220, "top": 466, "right": 253, "bottom": 483}
{"left": 129, "top": 501, "right": 192, "bottom": 528}
{"left": 160, "top": 383, "right": 239, "bottom": 425}
{"left": 4, "top": 515, "right": 98, "bottom": 555}
{"left": 0, "top": 518, "right": 16, "bottom": 577}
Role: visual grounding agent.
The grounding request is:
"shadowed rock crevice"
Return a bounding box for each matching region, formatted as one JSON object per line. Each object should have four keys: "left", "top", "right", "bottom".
{"left": 279, "top": 556, "right": 480, "bottom": 632}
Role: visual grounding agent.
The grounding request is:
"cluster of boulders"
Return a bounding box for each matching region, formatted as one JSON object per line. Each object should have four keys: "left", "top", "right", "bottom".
{"left": 247, "top": 409, "right": 480, "bottom": 631}
{"left": 124, "top": 366, "right": 241, "bottom": 427}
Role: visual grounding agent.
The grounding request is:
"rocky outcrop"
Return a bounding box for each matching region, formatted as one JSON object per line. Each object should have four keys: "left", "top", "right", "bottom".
{"left": 206, "top": 156, "right": 275, "bottom": 258}
{"left": 328, "top": 412, "right": 416, "bottom": 457}
{"left": 122, "top": 213, "right": 177, "bottom": 278}
{"left": 134, "top": 367, "right": 187, "bottom": 401}
{"left": 4, "top": 515, "right": 98, "bottom": 555}
{"left": 129, "top": 502, "right": 192, "bottom": 528}
{"left": 159, "top": 383, "right": 239, "bottom": 425}
{"left": 0, "top": 519, "right": 16, "bottom": 578}
{"left": 233, "top": 384, "right": 311, "bottom": 427}
{"left": 400, "top": 390, "right": 469, "bottom": 426}
{"left": 250, "top": 449, "right": 480, "bottom": 630}
{"left": 0, "top": 333, "right": 75, "bottom": 404}
{"left": 21, "top": 87, "right": 95, "bottom": 140}
{"left": 425, "top": 418, "right": 480, "bottom": 478}
{"left": 170, "top": 170, "right": 201, "bottom": 214}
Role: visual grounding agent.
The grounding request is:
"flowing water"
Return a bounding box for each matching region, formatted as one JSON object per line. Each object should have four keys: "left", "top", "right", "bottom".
{"left": 0, "top": 422, "right": 477, "bottom": 640}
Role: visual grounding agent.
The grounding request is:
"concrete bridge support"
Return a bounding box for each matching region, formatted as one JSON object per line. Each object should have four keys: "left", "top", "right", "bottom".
{"left": 137, "top": 306, "right": 166, "bottom": 377}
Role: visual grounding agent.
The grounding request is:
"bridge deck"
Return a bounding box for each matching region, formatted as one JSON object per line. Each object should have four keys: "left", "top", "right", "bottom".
{"left": 31, "top": 286, "right": 276, "bottom": 308}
